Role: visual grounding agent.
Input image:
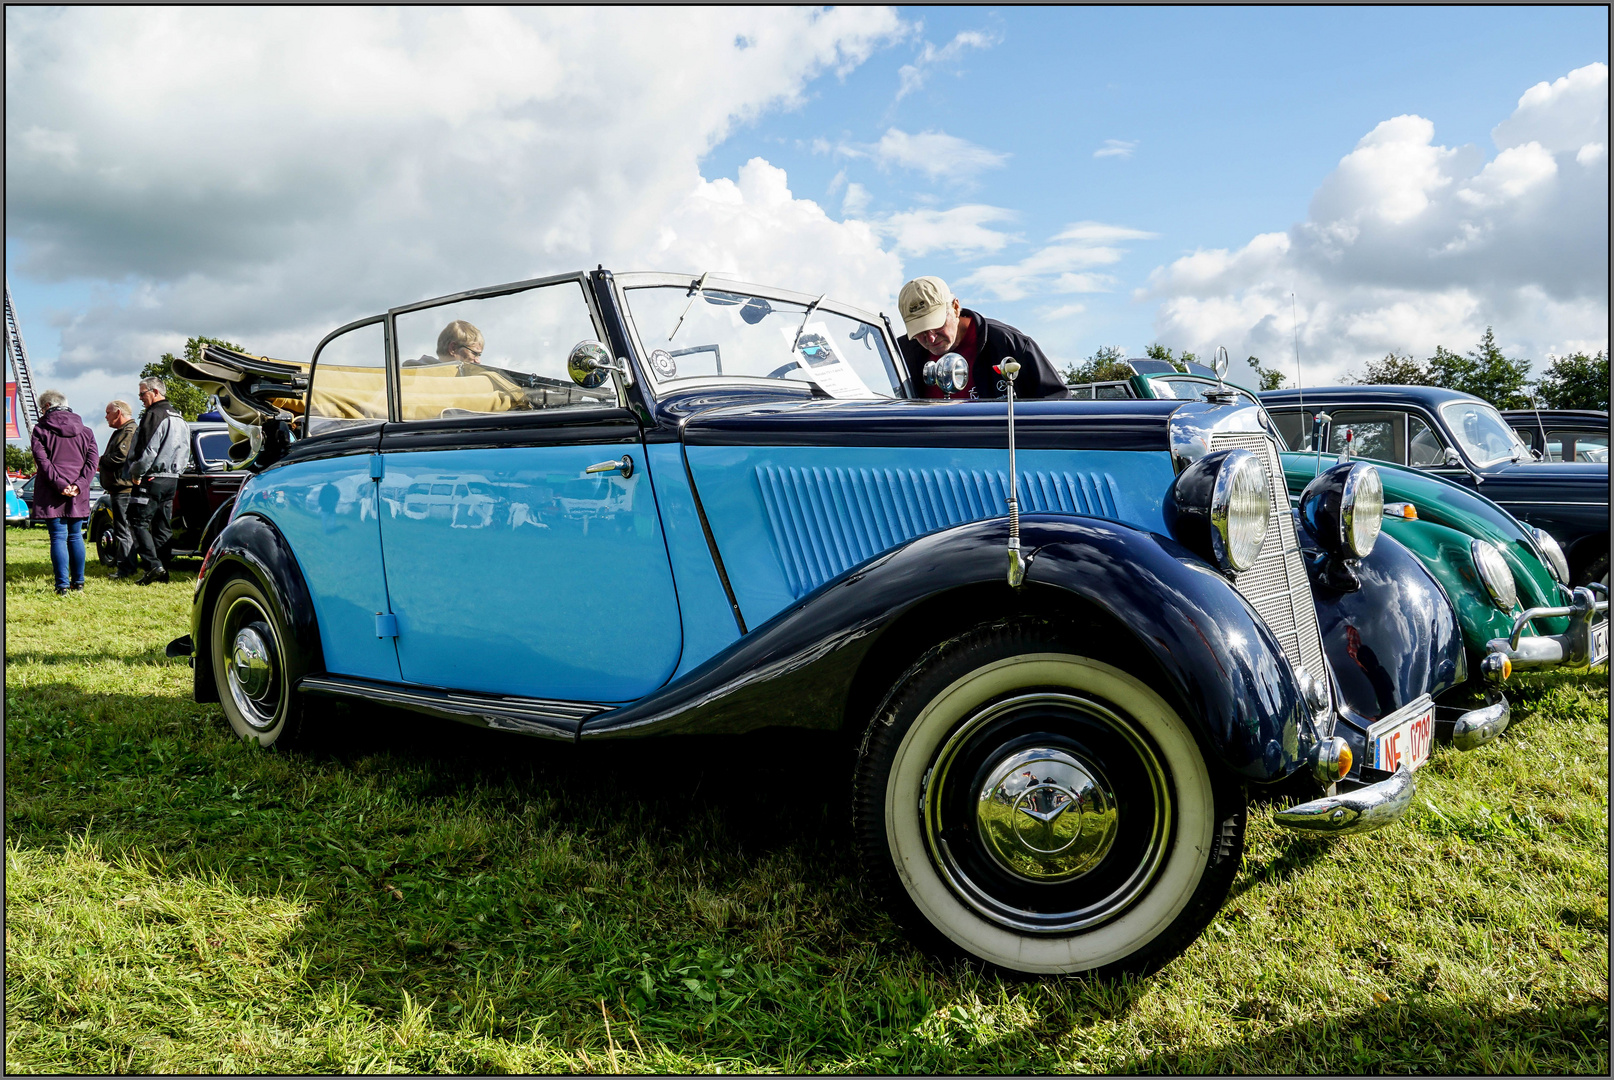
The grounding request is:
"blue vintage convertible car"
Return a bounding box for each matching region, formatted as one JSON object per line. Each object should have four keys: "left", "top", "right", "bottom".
{"left": 170, "top": 270, "right": 1497, "bottom": 978}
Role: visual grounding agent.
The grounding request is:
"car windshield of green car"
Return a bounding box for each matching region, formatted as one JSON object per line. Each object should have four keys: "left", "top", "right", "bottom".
{"left": 1441, "top": 400, "right": 1531, "bottom": 466}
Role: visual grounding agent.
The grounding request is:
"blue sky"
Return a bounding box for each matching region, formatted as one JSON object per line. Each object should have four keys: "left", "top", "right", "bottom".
{"left": 5, "top": 6, "right": 1607, "bottom": 444}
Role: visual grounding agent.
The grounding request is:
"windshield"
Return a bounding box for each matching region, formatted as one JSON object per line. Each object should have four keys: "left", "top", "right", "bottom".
{"left": 622, "top": 285, "right": 897, "bottom": 397}
{"left": 1441, "top": 400, "right": 1530, "bottom": 466}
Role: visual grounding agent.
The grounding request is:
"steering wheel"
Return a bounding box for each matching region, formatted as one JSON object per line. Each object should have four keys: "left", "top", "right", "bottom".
{"left": 766, "top": 361, "right": 807, "bottom": 380}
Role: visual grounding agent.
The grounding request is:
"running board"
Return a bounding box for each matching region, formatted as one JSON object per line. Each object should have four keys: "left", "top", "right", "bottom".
{"left": 297, "top": 674, "right": 609, "bottom": 741}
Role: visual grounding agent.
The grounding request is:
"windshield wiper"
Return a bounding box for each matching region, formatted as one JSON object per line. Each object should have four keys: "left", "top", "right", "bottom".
{"left": 791, "top": 293, "right": 826, "bottom": 352}
{"left": 668, "top": 272, "right": 710, "bottom": 341}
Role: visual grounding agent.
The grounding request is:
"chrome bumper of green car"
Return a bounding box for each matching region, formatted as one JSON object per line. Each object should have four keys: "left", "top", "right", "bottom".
{"left": 1484, "top": 586, "right": 1609, "bottom": 674}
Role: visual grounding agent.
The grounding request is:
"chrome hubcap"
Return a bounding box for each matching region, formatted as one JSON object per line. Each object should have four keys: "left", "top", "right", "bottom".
{"left": 229, "top": 627, "right": 272, "bottom": 699}
{"left": 923, "top": 692, "right": 1172, "bottom": 934}
{"left": 219, "top": 595, "right": 281, "bottom": 731}
{"left": 976, "top": 747, "right": 1117, "bottom": 881}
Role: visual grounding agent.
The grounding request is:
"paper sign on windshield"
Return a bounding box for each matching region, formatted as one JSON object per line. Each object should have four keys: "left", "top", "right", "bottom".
{"left": 784, "top": 321, "right": 879, "bottom": 399}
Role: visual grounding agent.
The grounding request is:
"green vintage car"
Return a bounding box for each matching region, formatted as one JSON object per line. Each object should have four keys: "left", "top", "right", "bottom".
{"left": 1070, "top": 359, "right": 1610, "bottom": 688}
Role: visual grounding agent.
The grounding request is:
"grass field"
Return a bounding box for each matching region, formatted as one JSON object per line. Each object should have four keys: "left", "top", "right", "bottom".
{"left": 4, "top": 526, "right": 1609, "bottom": 1073}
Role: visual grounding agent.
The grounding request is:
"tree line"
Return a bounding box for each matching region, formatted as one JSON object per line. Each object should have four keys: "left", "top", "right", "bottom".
{"left": 1061, "top": 327, "right": 1609, "bottom": 411}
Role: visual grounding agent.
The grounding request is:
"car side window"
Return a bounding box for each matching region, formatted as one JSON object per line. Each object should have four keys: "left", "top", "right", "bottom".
{"left": 307, "top": 321, "right": 387, "bottom": 436}
{"left": 1408, "top": 413, "right": 1446, "bottom": 467}
{"left": 1269, "top": 409, "right": 1305, "bottom": 450}
{"left": 394, "top": 281, "right": 615, "bottom": 422}
{"left": 1326, "top": 410, "right": 1405, "bottom": 464}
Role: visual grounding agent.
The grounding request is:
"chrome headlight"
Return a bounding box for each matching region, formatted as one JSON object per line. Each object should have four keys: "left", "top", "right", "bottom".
{"left": 1166, "top": 447, "right": 1270, "bottom": 573}
{"left": 1531, "top": 527, "right": 1570, "bottom": 586}
{"left": 1299, "top": 462, "right": 1383, "bottom": 558}
{"left": 1472, "top": 540, "right": 1518, "bottom": 611}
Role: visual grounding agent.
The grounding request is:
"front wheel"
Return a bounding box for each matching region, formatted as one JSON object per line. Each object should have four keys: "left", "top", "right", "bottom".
{"left": 853, "top": 621, "right": 1245, "bottom": 978}
{"left": 208, "top": 574, "right": 308, "bottom": 748}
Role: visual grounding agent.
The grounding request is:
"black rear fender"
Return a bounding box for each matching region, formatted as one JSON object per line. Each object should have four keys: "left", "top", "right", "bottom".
{"left": 190, "top": 512, "right": 324, "bottom": 705}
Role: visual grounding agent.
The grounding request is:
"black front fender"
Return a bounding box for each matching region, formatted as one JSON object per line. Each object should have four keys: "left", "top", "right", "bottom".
{"left": 1302, "top": 520, "right": 1466, "bottom": 734}
{"left": 190, "top": 512, "right": 324, "bottom": 704}
{"left": 582, "top": 515, "right": 1312, "bottom": 784}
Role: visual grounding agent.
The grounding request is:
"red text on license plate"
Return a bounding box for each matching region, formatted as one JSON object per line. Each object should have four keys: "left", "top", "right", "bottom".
{"left": 1371, "top": 705, "right": 1433, "bottom": 773}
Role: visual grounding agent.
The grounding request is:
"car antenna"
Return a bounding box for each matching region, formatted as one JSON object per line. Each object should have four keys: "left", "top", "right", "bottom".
{"left": 1294, "top": 291, "right": 1323, "bottom": 474}
{"left": 998, "top": 357, "right": 1026, "bottom": 587}
{"left": 668, "top": 271, "right": 710, "bottom": 341}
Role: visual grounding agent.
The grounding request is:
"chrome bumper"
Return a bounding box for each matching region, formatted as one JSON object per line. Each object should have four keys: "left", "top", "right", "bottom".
{"left": 1450, "top": 694, "right": 1509, "bottom": 751}
{"left": 1272, "top": 766, "right": 1415, "bottom": 836}
{"left": 1485, "top": 586, "right": 1609, "bottom": 674}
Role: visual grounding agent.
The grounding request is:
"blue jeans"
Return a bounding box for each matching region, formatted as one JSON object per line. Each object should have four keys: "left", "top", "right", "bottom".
{"left": 46, "top": 517, "right": 86, "bottom": 590}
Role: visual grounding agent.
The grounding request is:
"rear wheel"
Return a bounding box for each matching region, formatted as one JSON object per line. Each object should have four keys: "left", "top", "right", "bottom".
{"left": 209, "top": 574, "right": 308, "bottom": 748}
{"left": 853, "top": 621, "right": 1245, "bottom": 978}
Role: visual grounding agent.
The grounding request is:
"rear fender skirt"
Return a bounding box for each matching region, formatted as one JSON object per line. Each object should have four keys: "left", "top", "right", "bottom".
{"left": 190, "top": 512, "right": 324, "bottom": 705}
{"left": 581, "top": 514, "right": 1312, "bottom": 784}
{"left": 1299, "top": 521, "right": 1466, "bottom": 735}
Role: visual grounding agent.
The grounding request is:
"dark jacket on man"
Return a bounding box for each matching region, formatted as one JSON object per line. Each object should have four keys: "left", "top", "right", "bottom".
{"left": 29, "top": 406, "right": 99, "bottom": 519}
{"left": 100, "top": 419, "right": 139, "bottom": 492}
{"left": 898, "top": 308, "right": 1069, "bottom": 401}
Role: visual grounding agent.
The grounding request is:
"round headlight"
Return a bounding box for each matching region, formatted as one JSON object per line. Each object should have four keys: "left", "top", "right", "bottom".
{"left": 1340, "top": 464, "right": 1383, "bottom": 557}
{"left": 1211, "top": 450, "right": 1270, "bottom": 571}
{"left": 1531, "top": 527, "right": 1570, "bottom": 586}
{"left": 1472, "top": 540, "right": 1518, "bottom": 611}
{"left": 1164, "top": 447, "right": 1271, "bottom": 573}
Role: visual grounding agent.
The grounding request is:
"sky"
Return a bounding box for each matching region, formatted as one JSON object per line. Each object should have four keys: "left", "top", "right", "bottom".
{"left": 5, "top": 6, "right": 1608, "bottom": 448}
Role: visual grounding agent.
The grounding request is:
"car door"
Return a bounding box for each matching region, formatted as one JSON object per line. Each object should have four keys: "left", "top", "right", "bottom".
{"left": 375, "top": 275, "right": 682, "bottom": 703}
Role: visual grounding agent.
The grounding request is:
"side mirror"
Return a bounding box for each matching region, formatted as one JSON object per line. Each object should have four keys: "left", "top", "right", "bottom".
{"left": 1442, "top": 447, "right": 1464, "bottom": 467}
{"left": 567, "top": 340, "right": 628, "bottom": 389}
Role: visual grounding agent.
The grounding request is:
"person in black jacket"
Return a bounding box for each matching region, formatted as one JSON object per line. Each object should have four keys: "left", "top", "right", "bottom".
{"left": 895, "top": 276, "right": 1068, "bottom": 400}
{"left": 100, "top": 399, "right": 140, "bottom": 579}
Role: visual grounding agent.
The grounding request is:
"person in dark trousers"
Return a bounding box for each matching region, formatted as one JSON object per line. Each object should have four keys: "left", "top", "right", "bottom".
{"left": 100, "top": 399, "right": 140, "bottom": 579}
{"left": 123, "top": 377, "right": 192, "bottom": 585}
{"left": 29, "top": 389, "right": 100, "bottom": 595}
{"left": 895, "top": 276, "right": 1068, "bottom": 400}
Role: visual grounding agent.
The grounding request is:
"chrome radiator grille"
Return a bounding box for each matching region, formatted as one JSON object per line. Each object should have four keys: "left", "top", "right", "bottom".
{"left": 1211, "top": 431, "right": 1330, "bottom": 696}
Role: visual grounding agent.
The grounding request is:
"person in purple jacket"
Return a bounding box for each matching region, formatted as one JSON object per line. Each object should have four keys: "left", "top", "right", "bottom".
{"left": 29, "top": 389, "right": 100, "bottom": 595}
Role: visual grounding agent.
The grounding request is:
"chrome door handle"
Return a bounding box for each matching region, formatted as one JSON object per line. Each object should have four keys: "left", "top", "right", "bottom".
{"left": 584, "top": 454, "right": 634, "bottom": 479}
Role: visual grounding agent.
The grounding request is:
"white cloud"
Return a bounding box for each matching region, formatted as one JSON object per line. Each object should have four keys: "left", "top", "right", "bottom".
{"left": 1094, "top": 139, "right": 1137, "bottom": 160}
{"left": 842, "top": 182, "right": 872, "bottom": 217}
{"left": 960, "top": 221, "right": 1158, "bottom": 302}
{"left": 1040, "top": 302, "right": 1086, "bottom": 321}
{"left": 874, "top": 204, "right": 1017, "bottom": 257}
{"left": 895, "top": 29, "right": 998, "bottom": 100}
{"left": 833, "top": 127, "right": 1008, "bottom": 181}
{"left": 4, "top": 7, "right": 907, "bottom": 382}
{"left": 1143, "top": 62, "right": 1609, "bottom": 381}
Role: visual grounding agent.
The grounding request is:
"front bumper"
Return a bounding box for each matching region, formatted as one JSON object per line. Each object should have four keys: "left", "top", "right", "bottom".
{"left": 1272, "top": 691, "right": 1511, "bottom": 836}
{"left": 1272, "top": 766, "right": 1415, "bottom": 836}
{"left": 1484, "top": 586, "right": 1609, "bottom": 675}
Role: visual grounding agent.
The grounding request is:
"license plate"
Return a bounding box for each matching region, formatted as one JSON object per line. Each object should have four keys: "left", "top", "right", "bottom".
{"left": 1593, "top": 620, "right": 1609, "bottom": 667}
{"left": 1366, "top": 696, "right": 1434, "bottom": 773}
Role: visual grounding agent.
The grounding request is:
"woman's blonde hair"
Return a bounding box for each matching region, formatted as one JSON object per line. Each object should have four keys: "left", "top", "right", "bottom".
{"left": 437, "top": 320, "right": 484, "bottom": 357}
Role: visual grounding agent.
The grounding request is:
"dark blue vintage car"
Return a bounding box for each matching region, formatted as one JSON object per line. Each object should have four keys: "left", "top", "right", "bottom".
{"left": 170, "top": 271, "right": 1499, "bottom": 978}
{"left": 1260, "top": 385, "right": 1610, "bottom": 589}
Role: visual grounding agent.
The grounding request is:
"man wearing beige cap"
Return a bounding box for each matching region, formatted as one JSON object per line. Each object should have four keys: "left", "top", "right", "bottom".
{"left": 896, "top": 276, "right": 1067, "bottom": 400}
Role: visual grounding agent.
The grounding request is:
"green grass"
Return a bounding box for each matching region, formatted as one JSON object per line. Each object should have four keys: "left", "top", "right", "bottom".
{"left": 5, "top": 526, "right": 1609, "bottom": 1073}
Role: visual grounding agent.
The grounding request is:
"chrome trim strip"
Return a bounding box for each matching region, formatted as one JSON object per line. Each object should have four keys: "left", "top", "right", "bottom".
{"left": 297, "top": 674, "right": 602, "bottom": 740}
{"left": 1272, "top": 766, "right": 1415, "bottom": 835}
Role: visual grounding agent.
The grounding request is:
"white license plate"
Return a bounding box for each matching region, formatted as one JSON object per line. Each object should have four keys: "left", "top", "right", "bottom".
{"left": 1593, "top": 620, "right": 1609, "bottom": 667}
{"left": 1366, "top": 696, "right": 1434, "bottom": 773}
